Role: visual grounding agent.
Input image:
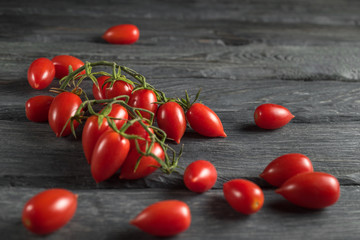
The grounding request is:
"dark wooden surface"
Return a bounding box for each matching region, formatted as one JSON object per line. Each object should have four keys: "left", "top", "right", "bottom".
{"left": 1, "top": 0, "right": 360, "bottom": 239}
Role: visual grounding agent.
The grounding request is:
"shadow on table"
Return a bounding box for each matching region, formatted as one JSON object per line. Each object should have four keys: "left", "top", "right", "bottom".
{"left": 268, "top": 200, "right": 325, "bottom": 215}
{"left": 207, "top": 195, "right": 249, "bottom": 221}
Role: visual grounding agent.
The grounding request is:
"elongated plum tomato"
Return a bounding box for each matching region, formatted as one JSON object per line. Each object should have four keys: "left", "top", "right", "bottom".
{"left": 125, "top": 121, "right": 154, "bottom": 149}
{"left": 276, "top": 172, "right": 340, "bottom": 209}
{"left": 223, "top": 179, "right": 264, "bottom": 215}
{"left": 119, "top": 142, "right": 164, "bottom": 180}
{"left": 92, "top": 76, "right": 110, "bottom": 100}
{"left": 25, "top": 95, "right": 54, "bottom": 122}
{"left": 131, "top": 200, "right": 191, "bottom": 237}
{"left": 260, "top": 153, "right": 313, "bottom": 187}
{"left": 91, "top": 130, "right": 130, "bottom": 182}
{"left": 27, "top": 58, "right": 55, "bottom": 90}
{"left": 82, "top": 104, "right": 128, "bottom": 164}
{"left": 128, "top": 89, "right": 158, "bottom": 120}
{"left": 157, "top": 102, "right": 186, "bottom": 144}
{"left": 48, "top": 92, "right": 82, "bottom": 137}
{"left": 104, "top": 80, "right": 134, "bottom": 101}
{"left": 184, "top": 160, "right": 217, "bottom": 193}
{"left": 51, "top": 55, "right": 85, "bottom": 79}
{"left": 22, "top": 189, "right": 77, "bottom": 235}
{"left": 254, "top": 103, "right": 294, "bottom": 129}
{"left": 102, "top": 24, "right": 140, "bottom": 44}
{"left": 186, "top": 103, "right": 226, "bottom": 137}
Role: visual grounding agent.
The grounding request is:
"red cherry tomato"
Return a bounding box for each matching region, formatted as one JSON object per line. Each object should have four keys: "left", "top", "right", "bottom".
{"left": 82, "top": 104, "right": 128, "bottom": 164}
{"left": 260, "top": 153, "right": 313, "bottom": 187}
{"left": 131, "top": 200, "right": 191, "bottom": 237}
{"left": 276, "top": 172, "right": 340, "bottom": 209}
{"left": 92, "top": 76, "right": 110, "bottom": 100}
{"left": 51, "top": 55, "right": 85, "bottom": 79}
{"left": 183, "top": 160, "right": 217, "bottom": 193}
{"left": 186, "top": 103, "right": 226, "bottom": 137}
{"left": 223, "top": 179, "right": 264, "bottom": 215}
{"left": 91, "top": 130, "right": 130, "bottom": 182}
{"left": 27, "top": 58, "right": 55, "bottom": 90}
{"left": 125, "top": 120, "right": 154, "bottom": 149}
{"left": 119, "top": 142, "right": 164, "bottom": 180}
{"left": 254, "top": 103, "right": 294, "bottom": 129}
{"left": 22, "top": 189, "right": 77, "bottom": 235}
{"left": 48, "top": 92, "right": 82, "bottom": 137}
{"left": 25, "top": 95, "right": 54, "bottom": 122}
{"left": 104, "top": 80, "right": 134, "bottom": 101}
{"left": 128, "top": 89, "right": 158, "bottom": 120}
{"left": 157, "top": 102, "right": 186, "bottom": 144}
{"left": 102, "top": 24, "right": 140, "bottom": 44}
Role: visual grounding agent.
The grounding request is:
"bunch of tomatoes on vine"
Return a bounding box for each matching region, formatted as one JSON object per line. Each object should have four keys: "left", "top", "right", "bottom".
{"left": 22, "top": 24, "right": 340, "bottom": 237}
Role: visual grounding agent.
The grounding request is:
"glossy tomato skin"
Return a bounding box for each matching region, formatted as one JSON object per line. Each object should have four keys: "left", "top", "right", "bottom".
{"left": 92, "top": 76, "right": 110, "bottom": 100}
{"left": 125, "top": 121, "right": 154, "bottom": 149}
{"left": 276, "top": 172, "right": 340, "bottom": 209}
{"left": 91, "top": 130, "right": 130, "bottom": 182}
{"left": 104, "top": 80, "right": 134, "bottom": 101}
{"left": 102, "top": 24, "right": 140, "bottom": 44}
{"left": 260, "top": 153, "right": 313, "bottom": 187}
{"left": 119, "top": 142, "right": 164, "bottom": 180}
{"left": 157, "top": 102, "right": 186, "bottom": 144}
{"left": 27, "top": 58, "right": 55, "bottom": 90}
{"left": 184, "top": 160, "right": 217, "bottom": 193}
{"left": 51, "top": 55, "right": 85, "bottom": 79}
{"left": 128, "top": 89, "right": 158, "bottom": 120}
{"left": 22, "top": 189, "right": 77, "bottom": 235}
{"left": 186, "top": 103, "right": 226, "bottom": 137}
{"left": 48, "top": 92, "right": 82, "bottom": 137}
{"left": 25, "top": 95, "right": 54, "bottom": 122}
{"left": 82, "top": 104, "right": 128, "bottom": 164}
{"left": 254, "top": 103, "right": 294, "bottom": 129}
{"left": 223, "top": 179, "right": 264, "bottom": 215}
{"left": 131, "top": 200, "right": 191, "bottom": 237}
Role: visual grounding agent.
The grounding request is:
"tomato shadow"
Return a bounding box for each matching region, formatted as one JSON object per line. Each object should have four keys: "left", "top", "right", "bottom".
{"left": 92, "top": 36, "right": 107, "bottom": 44}
{"left": 206, "top": 195, "right": 249, "bottom": 221}
{"left": 268, "top": 200, "right": 325, "bottom": 215}
{"left": 105, "top": 228, "right": 169, "bottom": 240}
{"left": 240, "top": 123, "right": 275, "bottom": 133}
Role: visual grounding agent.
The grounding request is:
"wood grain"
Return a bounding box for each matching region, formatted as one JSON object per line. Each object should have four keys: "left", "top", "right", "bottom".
{"left": 1, "top": 0, "right": 360, "bottom": 239}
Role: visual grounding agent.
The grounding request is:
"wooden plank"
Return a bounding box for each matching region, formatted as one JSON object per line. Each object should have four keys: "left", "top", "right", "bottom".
{"left": 1, "top": 115, "right": 359, "bottom": 187}
{"left": 1, "top": 187, "right": 360, "bottom": 240}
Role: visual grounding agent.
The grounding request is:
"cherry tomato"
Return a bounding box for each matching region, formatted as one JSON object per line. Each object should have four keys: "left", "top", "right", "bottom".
{"left": 104, "top": 80, "right": 134, "bottom": 101}
{"left": 51, "top": 55, "right": 85, "bottom": 79}
{"left": 48, "top": 92, "right": 82, "bottom": 137}
{"left": 223, "top": 179, "right": 264, "bottom": 215}
{"left": 254, "top": 103, "right": 294, "bottom": 129}
{"left": 128, "top": 89, "right": 158, "bottom": 120}
{"left": 157, "top": 102, "right": 186, "bottom": 144}
{"left": 27, "top": 58, "right": 55, "bottom": 90}
{"left": 186, "top": 103, "right": 226, "bottom": 137}
{"left": 91, "top": 130, "right": 130, "bottom": 182}
{"left": 119, "top": 142, "right": 164, "bottom": 180}
{"left": 260, "top": 153, "right": 313, "bottom": 187}
{"left": 82, "top": 104, "right": 128, "bottom": 164}
{"left": 125, "top": 120, "right": 154, "bottom": 149}
{"left": 22, "top": 189, "right": 77, "bottom": 235}
{"left": 276, "top": 172, "right": 340, "bottom": 209}
{"left": 25, "top": 95, "right": 54, "bottom": 122}
{"left": 102, "top": 24, "right": 140, "bottom": 44}
{"left": 183, "top": 160, "right": 217, "bottom": 193}
{"left": 131, "top": 200, "right": 191, "bottom": 237}
{"left": 92, "top": 76, "right": 110, "bottom": 100}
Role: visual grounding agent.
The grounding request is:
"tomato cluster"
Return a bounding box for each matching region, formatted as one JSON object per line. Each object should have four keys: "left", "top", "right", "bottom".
{"left": 23, "top": 55, "right": 341, "bottom": 237}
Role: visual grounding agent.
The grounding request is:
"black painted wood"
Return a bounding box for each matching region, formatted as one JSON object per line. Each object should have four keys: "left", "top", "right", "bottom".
{"left": 1, "top": 0, "right": 360, "bottom": 239}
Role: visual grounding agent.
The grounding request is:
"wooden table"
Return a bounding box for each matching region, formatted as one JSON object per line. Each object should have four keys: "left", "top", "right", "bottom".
{"left": 1, "top": 0, "right": 360, "bottom": 239}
